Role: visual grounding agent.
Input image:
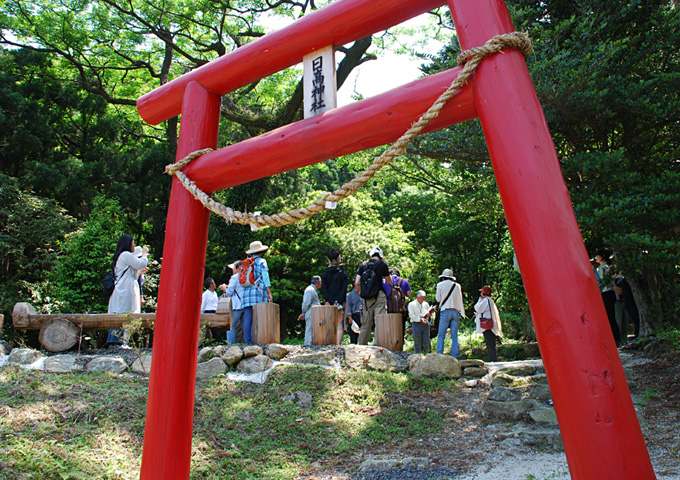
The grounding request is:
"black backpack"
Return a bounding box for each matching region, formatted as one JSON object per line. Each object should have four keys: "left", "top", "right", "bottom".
{"left": 387, "top": 277, "right": 406, "bottom": 313}
{"left": 102, "top": 266, "right": 130, "bottom": 297}
{"left": 359, "top": 260, "right": 381, "bottom": 300}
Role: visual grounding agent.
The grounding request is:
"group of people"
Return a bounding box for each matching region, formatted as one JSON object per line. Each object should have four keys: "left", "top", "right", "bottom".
{"left": 201, "top": 241, "right": 273, "bottom": 345}
{"left": 592, "top": 248, "right": 641, "bottom": 346}
{"left": 299, "top": 246, "right": 503, "bottom": 361}
{"left": 106, "top": 235, "right": 503, "bottom": 361}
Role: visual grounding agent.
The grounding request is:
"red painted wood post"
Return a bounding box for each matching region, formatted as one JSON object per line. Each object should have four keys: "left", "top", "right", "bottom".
{"left": 182, "top": 68, "right": 476, "bottom": 193}
{"left": 448, "top": 1, "right": 656, "bottom": 478}
{"left": 139, "top": 81, "right": 220, "bottom": 480}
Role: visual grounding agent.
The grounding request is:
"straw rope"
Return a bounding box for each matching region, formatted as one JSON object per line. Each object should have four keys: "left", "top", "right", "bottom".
{"left": 165, "top": 32, "right": 532, "bottom": 229}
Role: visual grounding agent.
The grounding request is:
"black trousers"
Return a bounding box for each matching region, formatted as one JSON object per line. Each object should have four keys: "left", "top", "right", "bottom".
{"left": 619, "top": 278, "right": 640, "bottom": 337}
{"left": 483, "top": 330, "right": 498, "bottom": 362}
{"left": 349, "top": 312, "right": 362, "bottom": 344}
{"left": 601, "top": 291, "right": 621, "bottom": 344}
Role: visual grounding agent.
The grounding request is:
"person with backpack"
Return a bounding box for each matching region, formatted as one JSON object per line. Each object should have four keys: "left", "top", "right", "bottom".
{"left": 435, "top": 268, "right": 465, "bottom": 359}
{"left": 384, "top": 268, "right": 412, "bottom": 342}
{"left": 239, "top": 241, "right": 273, "bottom": 344}
{"left": 226, "top": 260, "right": 245, "bottom": 344}
{"left": 321, "top": 249, "right": 349, "bottom": 344}
{"left": 106, "top": 234, "right": 149, "bottom": 348}
{"left": 355, "top": 246, "right": 392, "bottom": 345}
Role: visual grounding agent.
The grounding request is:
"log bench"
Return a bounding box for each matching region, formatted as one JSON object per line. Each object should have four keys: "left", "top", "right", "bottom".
{"left": 12, "top": 302, "right": 232, "bottom": 352}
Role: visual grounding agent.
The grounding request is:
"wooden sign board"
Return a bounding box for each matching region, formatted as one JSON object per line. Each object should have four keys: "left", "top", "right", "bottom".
{"left": 303, "top": 45, "right": 337, "bottom": 119}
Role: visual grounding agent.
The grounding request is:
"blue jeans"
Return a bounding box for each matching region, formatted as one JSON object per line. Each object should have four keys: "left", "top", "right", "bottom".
{"left": 107, "top": 329, "right": 124, "bottom": 345}
{"left": 436, "top": 309, "right": 461, "bottom": 358}
{"left": 243, "top": 307, "right": 254, "bottom": 344}
{"left": 227, "top": 309, "right": 244, "bottom": 344}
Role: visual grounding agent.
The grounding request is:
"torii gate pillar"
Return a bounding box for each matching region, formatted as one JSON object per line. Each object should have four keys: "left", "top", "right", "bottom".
{"left": 140, "top": 81, "right": 220, "bottom": 479}
{"left": 449, "top": 1, "right": 655, "bottom": 478}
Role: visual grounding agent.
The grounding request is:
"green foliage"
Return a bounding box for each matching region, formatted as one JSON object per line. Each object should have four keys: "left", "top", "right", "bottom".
{"left": 0, "top": 174, "right": 76, "bottom": 338}
{"left": 511, "top": 0, "right": 680, "bottom": 328}
{"left": 48, "top": 196, "right": 128, "bottom": 314}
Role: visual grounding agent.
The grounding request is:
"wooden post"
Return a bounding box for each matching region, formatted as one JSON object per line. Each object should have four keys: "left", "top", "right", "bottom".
{"left": 311, "top": 305, "right": 337, "bottom": 345}
{"left": 253, "top": 303, "right": 280, "bottom": 344}
{"left": 140, "top": 81, "right": 221, "bottom": 480}
{"left": 374, "top": 313, "right": 403, "bottom": 351}
{"left": 179, "top": 68, "right": 475, "bottom": 194}
{"left": 448, "top": 1, "right": 656, "bottom": 478}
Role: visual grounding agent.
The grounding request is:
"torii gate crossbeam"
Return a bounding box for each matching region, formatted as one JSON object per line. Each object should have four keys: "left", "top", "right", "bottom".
{"left": 137, "top": 0, "right": 657, "bottom": 479}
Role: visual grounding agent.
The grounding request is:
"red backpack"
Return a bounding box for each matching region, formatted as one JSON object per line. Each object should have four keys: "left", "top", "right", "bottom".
{"left": 238, "top": 257, "right": 258, "bottom": 287}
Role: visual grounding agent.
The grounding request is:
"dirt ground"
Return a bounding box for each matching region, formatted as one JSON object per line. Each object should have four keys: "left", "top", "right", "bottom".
{"left": 302, "top": 344, "right": 680, "bottom": 480}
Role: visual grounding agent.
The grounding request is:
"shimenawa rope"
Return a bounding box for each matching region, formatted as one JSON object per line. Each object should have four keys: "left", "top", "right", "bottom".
{"left": 165, "top": 32, "right": 532, "bottom": 229}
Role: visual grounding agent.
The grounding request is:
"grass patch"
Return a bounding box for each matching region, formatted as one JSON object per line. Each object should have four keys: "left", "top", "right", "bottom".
{"left": 0, "top": 364, "right": 459, "bottom": 479}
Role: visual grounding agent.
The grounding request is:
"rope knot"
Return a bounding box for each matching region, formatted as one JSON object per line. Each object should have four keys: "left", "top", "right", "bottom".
{"left": 457, "top": 32, "right": 532, "bottom": 67}
{"left": 164, "top": 148, "right": 214, "bottom": 176}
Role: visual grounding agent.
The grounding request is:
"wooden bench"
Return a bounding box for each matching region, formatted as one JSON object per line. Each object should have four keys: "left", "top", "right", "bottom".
{"left": 12, "top": 302, "right": 232, "bottom": 352}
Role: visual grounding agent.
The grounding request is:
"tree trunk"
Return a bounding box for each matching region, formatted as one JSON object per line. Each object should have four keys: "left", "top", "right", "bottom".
{"left": 13, "top": 302, "right": 231, "bottom": 330}
{"left": 626, "top": 272, "right": 679, "bottom": 336}
{"left": 522, "top": 304, "right": 536, "bottom": 341}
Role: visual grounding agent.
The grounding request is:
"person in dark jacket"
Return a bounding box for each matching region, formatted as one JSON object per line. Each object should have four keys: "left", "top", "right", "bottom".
{"left": 321, "top": 249, "right": 349, "bottom": 344}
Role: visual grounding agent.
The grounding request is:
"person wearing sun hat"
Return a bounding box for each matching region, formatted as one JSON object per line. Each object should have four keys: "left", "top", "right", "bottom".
{"left": 240, "top": 240, "right": 273, "bottom": 344}
{"left": 435, "top": 268, "right": 465, "bottom": 358}
{"left": 474, "top": 285, "right": 503, "bottom": 362}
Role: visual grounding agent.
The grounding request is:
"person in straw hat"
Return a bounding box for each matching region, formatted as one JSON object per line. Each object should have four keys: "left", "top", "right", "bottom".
{"left": 240, "top": 241, "right": 273, "bottom": 344}
{"left": 435, "top": 268, "right": 465, "bottom": 359}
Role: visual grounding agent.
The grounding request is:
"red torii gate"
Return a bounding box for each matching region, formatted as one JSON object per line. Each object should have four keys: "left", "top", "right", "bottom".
{"left": 136, "top": 1, "right": 657, "bottom": 479}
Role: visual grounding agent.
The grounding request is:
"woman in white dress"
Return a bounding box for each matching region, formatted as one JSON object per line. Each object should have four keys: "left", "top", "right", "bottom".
{"left": 106, "top": 234, "right": 148, "bottom": 347}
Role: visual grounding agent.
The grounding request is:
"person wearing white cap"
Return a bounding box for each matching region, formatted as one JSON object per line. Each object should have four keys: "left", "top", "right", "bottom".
{"left": 435, "top": 268, "right": 465, "bottom": 358}
{"left": 240, "top": 241, "right": 273, "bottom": 344}
{"left": 407, "top": 290, "right": 434, "bottom": 353}
{"left": 355, "top": 246, "right": 392, "bottom": 345}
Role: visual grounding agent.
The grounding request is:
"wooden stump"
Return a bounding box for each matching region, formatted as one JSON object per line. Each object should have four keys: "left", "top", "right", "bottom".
{"left": 39, "top": 318, "right": 80, "bottom": 352}
{"left": 375, "top": 313, "right": 403, "bottom": 351}
{"left": 312, "top": 305, "right": 337, "bottom": 346}
{"left": 216, "top": 296, "right": 232, "bottom": 315}
{"left": 12, "top": 302, "right": 36, "bottom": 329}
{"left": 253, "top": 302, "right": 280, "bottom": 344}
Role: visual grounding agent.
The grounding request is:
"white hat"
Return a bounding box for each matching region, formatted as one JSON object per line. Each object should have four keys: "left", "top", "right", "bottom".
{"left": 416, "top": 290, "right": 426, "bottom": 297}
{"left": 439, "top": 269, "right": 455, "bottom": 280}
{"left": 246, "top": 241, "right": 269, "bottom": 255}
{"left": 369, "top": 246, "right": 384, "bottom": 258}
